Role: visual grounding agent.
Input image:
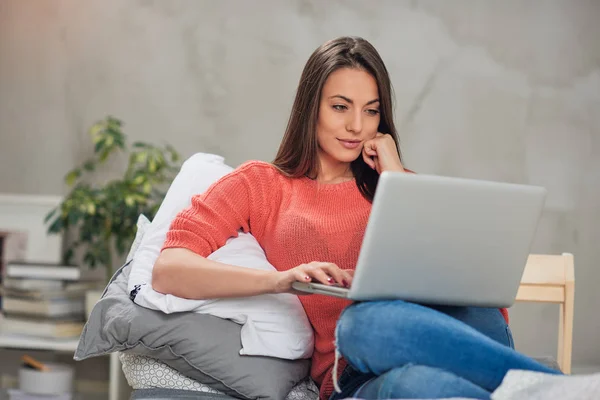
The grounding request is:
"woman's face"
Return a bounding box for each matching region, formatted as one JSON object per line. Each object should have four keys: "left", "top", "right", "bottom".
{"left": 316, "top": 67, "right": 381, "bottom": 169}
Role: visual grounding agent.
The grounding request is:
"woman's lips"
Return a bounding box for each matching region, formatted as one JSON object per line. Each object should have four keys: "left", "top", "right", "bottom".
{"left": 338, "top": 139, "right": 361, "bottom": 149}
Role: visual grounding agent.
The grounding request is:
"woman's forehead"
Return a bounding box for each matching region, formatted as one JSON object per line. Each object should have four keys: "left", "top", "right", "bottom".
{"left": 322, "top": 68, "right": 379, "bottom": 103}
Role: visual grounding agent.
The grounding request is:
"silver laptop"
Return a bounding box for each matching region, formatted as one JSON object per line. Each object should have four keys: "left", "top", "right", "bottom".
{"left": 292, "top": 172, "right": 547, "bottom": 308}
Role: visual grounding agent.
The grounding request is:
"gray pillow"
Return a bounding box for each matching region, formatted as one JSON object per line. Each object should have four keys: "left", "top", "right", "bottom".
{"left": 74, "top": 220, "right": 310, "bottom": 400}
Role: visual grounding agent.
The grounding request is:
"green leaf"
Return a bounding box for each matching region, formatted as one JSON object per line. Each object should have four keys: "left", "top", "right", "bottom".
{"left": 94, "top": 139, "right": 105, "bottom": 154}
{"left": 105, "top": 135, "right": 114, "bottom": 147}
{"left": 48, "top": 217, "right": 63, "bottom": 234}
{"left": 133, "top": 175, "right": 145, "bottom": 186}
{"left": 106, "top": 116, "right": 122, "bottom": 130}
{"left": 135, "top": 151, "right": 148, "bottom": 164}
{"left": 148, "top": 158, "right": 157, "bottom": 173}
{"left": 44, "top": 208, "right": 58, "bottom": 224}
{"left": 83, "top": 160, "right": 96, "bottom": 172}
{"left": 89, "top": 122, "right": 105, "bottom": 143}
{"left": 65, "top": 169, "right": 81, "bottom": 186}
{"left": 67, "top": 211, "right": 81, "bottom": 226}
{"left": 99, "top": 149, "right": 111, "bottom": 162}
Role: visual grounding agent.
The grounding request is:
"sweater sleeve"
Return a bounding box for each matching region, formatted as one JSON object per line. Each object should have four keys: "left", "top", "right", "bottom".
{"left": 161, "top": 161, "right": 274, "bottom": 257}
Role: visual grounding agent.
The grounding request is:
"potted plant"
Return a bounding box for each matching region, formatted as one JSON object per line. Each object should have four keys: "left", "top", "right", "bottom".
{"left": 45, "top": 116, "right": 181, "bottom": 316}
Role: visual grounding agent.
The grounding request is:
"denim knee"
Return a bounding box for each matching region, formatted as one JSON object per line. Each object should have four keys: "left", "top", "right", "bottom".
{"left": 336, "top": 302, "right": 386, "bottom": 351}
{"left": 375, "top": 364, "right": 436, "bottom": 399}
{"left": 336, "top": 301, "right": 416, "bottom": 374}
{"left": 336, "top": 302, "right": 376, "bottom": 373}
{"left": 358, "top": 364, "right": 491, "bottom": 400}
{"left": 336, "top": 302, "right": 368, "bottom": 347}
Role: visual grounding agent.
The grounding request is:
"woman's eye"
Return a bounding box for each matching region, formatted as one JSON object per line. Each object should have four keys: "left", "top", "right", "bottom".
{"left": 366, "top": 109, "right": 380, "bottom": 116}
{"left": 332, "top": 104, "right": 347, "bottom": 111}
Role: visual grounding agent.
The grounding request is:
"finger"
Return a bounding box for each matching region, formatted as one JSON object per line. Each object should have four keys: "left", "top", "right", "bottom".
{"left": 374, "top": 156, "right": 381, "bottom": 174}
{"left": 286, "top": 269, "right": 315, "bottom": 295}
{"left": 342, "top": 270, "right": 354, "bottom": 286}
{"left": 335, "top": 268, "right": 354, "bottom": 287}
{"left": 310, "top": 268, "right": 334, "bottom": 285}
{"left": 293, "top": 268, "right": 313, "bottom": 283}
{"left": 376, "top": 132, "right": 385, "bottom": 137}
{"left": 364, "top": 140, "right": 378, "bottom": 157}
{"left": 307, "top": 262, "right": 337, "bottom": 285}
{"left": 364, "top": 139, "right": 377, "bottom": 151}
{"left": 362, "top": 148, "right": 376, "bottom": 169}
{"left": 315, "top": 263, "right": 353, "bottom": 287}
{"left": 320, "top": 263, "right": 348, "bottom": 287}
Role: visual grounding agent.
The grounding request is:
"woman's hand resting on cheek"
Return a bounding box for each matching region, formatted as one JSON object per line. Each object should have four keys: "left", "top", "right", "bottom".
{"left": 363, "top": 132, "right": 405, "bottom": 174}
{"left": 271, "top": 262, "right": 354, "bottom": 294}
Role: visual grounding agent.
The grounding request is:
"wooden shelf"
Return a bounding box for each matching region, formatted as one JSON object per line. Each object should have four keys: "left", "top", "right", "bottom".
{"left": 0, "top": 332, "right": 79, "bottom": 352}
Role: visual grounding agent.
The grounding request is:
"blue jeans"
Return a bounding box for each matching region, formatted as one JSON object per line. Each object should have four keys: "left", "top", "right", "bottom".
{"left": 331, "top": 301, "right": 561, "bottom": 399}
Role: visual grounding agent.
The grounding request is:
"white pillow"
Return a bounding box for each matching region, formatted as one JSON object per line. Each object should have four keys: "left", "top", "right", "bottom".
{"left": 127, "top": 153, "right": 314, "bottom": 360}
{"left": 126, "top": 214, "right": 151, "bottom": 264}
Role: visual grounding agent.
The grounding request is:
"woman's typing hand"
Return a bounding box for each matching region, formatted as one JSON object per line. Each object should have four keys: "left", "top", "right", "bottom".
{"left": 271, "top": 261, "right": 354, "bottom": 294}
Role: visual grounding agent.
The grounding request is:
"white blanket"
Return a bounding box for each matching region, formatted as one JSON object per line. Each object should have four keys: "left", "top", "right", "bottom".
{"left": 127, "top": 153, "right": 314, "bottom": 360}
{"left": 491, "top": 369, "right": 600, "bottom": 400}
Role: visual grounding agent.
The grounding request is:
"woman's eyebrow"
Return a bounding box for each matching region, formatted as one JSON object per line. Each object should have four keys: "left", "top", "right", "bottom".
{"left": 329, "top": 94, "right": 380, "bottom": 105}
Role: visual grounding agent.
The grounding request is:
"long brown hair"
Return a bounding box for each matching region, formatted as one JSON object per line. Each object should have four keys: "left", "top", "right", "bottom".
{"left": 273, "top": 36, "right": 401, "bottom": 202}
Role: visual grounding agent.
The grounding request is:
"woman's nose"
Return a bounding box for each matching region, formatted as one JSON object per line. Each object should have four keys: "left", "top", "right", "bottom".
{"left": 346, "top": 111, "right": 363, "bottom": 134}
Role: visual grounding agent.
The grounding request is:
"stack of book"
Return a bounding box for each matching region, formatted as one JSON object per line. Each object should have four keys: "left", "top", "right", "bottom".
{"left": 0, "top": 262, "right": 102, "bottom": 339}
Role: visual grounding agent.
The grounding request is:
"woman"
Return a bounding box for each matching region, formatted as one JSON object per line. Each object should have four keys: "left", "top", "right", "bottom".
{"left": 152, "top": 37, "right": 559, "bottom": 400}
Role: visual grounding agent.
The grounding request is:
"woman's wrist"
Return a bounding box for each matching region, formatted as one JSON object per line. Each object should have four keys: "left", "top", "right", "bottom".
{"left": 262, "top": 270, "right": 283, "bottom": 294}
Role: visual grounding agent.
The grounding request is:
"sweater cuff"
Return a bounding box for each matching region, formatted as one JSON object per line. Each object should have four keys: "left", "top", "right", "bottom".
{"left": 161, "top": 229, "right": 212, "bottom": 258}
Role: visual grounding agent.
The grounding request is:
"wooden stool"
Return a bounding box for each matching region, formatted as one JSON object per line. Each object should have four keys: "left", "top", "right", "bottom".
{"left": 516, "top": 253, "right": 575, "bottom": 374}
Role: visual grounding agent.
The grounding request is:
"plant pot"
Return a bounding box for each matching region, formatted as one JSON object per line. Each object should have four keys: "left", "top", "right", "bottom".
{"left": 85, "top": 289, "right": 103, "bottom": 319}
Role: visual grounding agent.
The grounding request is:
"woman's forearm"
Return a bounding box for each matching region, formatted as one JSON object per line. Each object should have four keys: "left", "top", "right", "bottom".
{"left": 151, "top": 248, "right": 277, "bottom": 299}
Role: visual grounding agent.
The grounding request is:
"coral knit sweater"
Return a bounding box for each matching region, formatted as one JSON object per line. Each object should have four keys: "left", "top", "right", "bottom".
{"left": 162, "top": 161, "right": 509, "bottom": 400}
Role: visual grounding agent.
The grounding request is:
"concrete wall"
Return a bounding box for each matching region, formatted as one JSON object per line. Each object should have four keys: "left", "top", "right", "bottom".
{"left": 1, "top": 0, "right": 598, "bottom": 382}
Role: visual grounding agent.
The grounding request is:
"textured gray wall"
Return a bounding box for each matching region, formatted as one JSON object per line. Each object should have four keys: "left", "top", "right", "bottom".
{"left": 1, "top": 0, "right": 599, "bottom": 375}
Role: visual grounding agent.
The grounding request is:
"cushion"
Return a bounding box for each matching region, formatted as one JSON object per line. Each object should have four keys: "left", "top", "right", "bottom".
{"left": 127, "top": 153, "right": 313, "bottom": 360}
{"left": 125, "top": 214, "right": 151, "bottom": 264}
{"left": 119, "top": 353, "right": 319, "bottom": 400}
{"left": 119, "top": 352, "right": 223, "bottom": 395}
{"left": 74, "top": 219, "right": 310, "bottom": 400}
{"left": 127, "top": 153, "right": 233, "bottom": 297}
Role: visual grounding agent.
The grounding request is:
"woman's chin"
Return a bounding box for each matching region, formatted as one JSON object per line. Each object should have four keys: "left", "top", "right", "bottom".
{"left": 331, "top": 149, "right": 362, "bottom": 164}
{"left": 320, "top": 147, "right": 363, "bottom": 165}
